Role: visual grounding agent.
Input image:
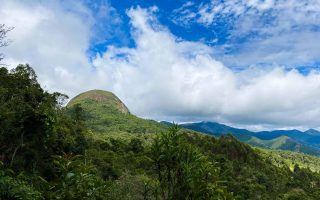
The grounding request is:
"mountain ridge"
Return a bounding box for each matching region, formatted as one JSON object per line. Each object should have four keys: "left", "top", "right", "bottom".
{"left": 179, "top": 121, "right": 320, "bottom": 156}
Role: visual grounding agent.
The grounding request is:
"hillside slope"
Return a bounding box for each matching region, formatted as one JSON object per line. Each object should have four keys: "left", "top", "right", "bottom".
{"left": 67, "top": 89, "right": 167, "bottom": 135}
{"left": 68, "top": 90, "right": 130, "bottom": 114}
{"left": 258, "top": 148, "right": 320, "bottom": 172}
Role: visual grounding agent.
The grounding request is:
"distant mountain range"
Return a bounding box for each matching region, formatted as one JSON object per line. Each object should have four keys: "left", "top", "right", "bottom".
{"left": 170, "top": 121, "right": 320, "bottom": 156}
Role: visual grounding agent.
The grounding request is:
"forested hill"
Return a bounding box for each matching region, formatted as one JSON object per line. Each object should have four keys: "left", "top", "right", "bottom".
{"left": 68, "top": 90, "right": 130, "bottom": 114}
{"left": 1, "top": 65, "right": 320, "bottom": 199}
{"left": 67, "top": 89, "right": 167, "bottom": 135}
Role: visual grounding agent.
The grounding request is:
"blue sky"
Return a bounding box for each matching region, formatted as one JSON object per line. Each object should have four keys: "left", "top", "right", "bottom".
{"left": 2, "top": 0, "right": 320, "bottom": 130}
{"left": 85, "top": 0, "right": 211, "bottom": 57}
{"left": 85, "top": 0, "right": 320, "bottom": 71}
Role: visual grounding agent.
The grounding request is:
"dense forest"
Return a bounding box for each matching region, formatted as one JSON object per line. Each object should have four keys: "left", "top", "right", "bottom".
{"left": 1, "top": 64, "right": 320, "bottom": 199}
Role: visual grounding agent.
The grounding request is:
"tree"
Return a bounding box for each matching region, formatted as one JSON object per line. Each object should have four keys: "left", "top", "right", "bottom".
{"left": 67, "top": 104, "right": 88, "bottom": 154}
{"left": 47, "top": 154, "right": 108, "bottom": 200}
{"left": 0, "top": 64, "right": 65, "bottom": 172}
{"left": 0, "top": 24, "right": 13, "bottom": 63}
{"left": 150, "top": 124, "right": 233, "bottom": 200}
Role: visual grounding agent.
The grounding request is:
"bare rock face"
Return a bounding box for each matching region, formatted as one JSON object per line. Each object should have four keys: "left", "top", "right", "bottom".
{"left": 68, "top": 90, "right": 130, "bottom": 114}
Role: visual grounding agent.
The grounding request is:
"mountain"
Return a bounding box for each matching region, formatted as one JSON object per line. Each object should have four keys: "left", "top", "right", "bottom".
{"left": 180, "top": 121, "right": 253, "bottom": 137}
{"left": 68, "top": 89, "right": 130, "bottom": 114}
{"left": 305, "top": 128, "right": 320, "bottom": 136}
{"left": 180, "top": 121, "right": 320, "bottom": 156}
{"left": 248, "top": 135, "right": 293, "bottom": 149}
{"left": 67, "top": 89, "right": 167, "bottom": 134}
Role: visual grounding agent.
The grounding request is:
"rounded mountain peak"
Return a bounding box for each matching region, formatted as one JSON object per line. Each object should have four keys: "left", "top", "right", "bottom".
{"left": 67, "top": 90, "right": 130, "bottom": 114}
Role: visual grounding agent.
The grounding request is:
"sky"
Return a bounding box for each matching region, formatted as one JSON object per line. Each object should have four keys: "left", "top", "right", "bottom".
{"left": 1, "top": 0, "right": 320, "bottom": 131}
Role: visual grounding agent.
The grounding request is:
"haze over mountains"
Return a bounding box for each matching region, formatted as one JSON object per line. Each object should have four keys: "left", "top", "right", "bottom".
{"left": 180, "top": 121, "right": 320, "bottom": 156}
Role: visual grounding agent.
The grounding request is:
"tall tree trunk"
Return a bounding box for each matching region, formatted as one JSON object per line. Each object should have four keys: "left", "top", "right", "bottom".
{"left": 10, "top": 132, "right": 24, "bottom": 166}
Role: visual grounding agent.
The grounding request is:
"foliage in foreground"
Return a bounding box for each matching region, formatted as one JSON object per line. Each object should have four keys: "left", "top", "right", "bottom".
{"left": 151, "top": 125, "right": 233, "bottom": 199}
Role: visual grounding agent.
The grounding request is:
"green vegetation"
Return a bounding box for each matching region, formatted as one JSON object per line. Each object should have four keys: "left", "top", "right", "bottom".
{"left": 67, "top": 89, "right": 166, "bottom": 135}
{"left": 1, "top": 65, "right": 320, "bottom": 199}
{"left": 68, "top": 90, "right": 130, "bottom": 114}
{"left": 249, "top": 136, "right": 291, "bottom": 149}
{"left": 258, "top": 148, "right": 320, "bottom": 172}
{"left": 150, "top": 125, "right": 233, "bottom": 199}
{"left": 247, "top": 136, "right": 320, "bottom": 156}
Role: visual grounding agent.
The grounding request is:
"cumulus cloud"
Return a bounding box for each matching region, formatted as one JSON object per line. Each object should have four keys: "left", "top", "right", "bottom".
{"left": 2, "top": 2, "right": 320, "bottom": 130}
{"left": 93, "top": 7, "right": 320, "bottom": 130}
{"left": 0, "top": 0, "right": 124, "bottom": 96}
{"left": 0, "top": 0, "right": 96, "bottom": 95}
{"left": 172, "top": 0, "right": 320, "bottom": 68}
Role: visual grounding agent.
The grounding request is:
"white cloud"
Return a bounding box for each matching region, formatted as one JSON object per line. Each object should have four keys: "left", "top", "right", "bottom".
{"left": 173, "top": 0, "right": 320, "bottom": 68}
{"left": 0, "top": 0, "right": 97, "bottom": 95}
{"left": 93, "top": 7, "right": 320, "bottom": 130}
{"left": 2, "top": 2, "right": 320, "bottom": 130}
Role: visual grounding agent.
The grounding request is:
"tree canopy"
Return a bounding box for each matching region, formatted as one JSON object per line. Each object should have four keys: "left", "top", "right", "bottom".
{"left": 0, "top": 24, "right": 13, "bottom": 63}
